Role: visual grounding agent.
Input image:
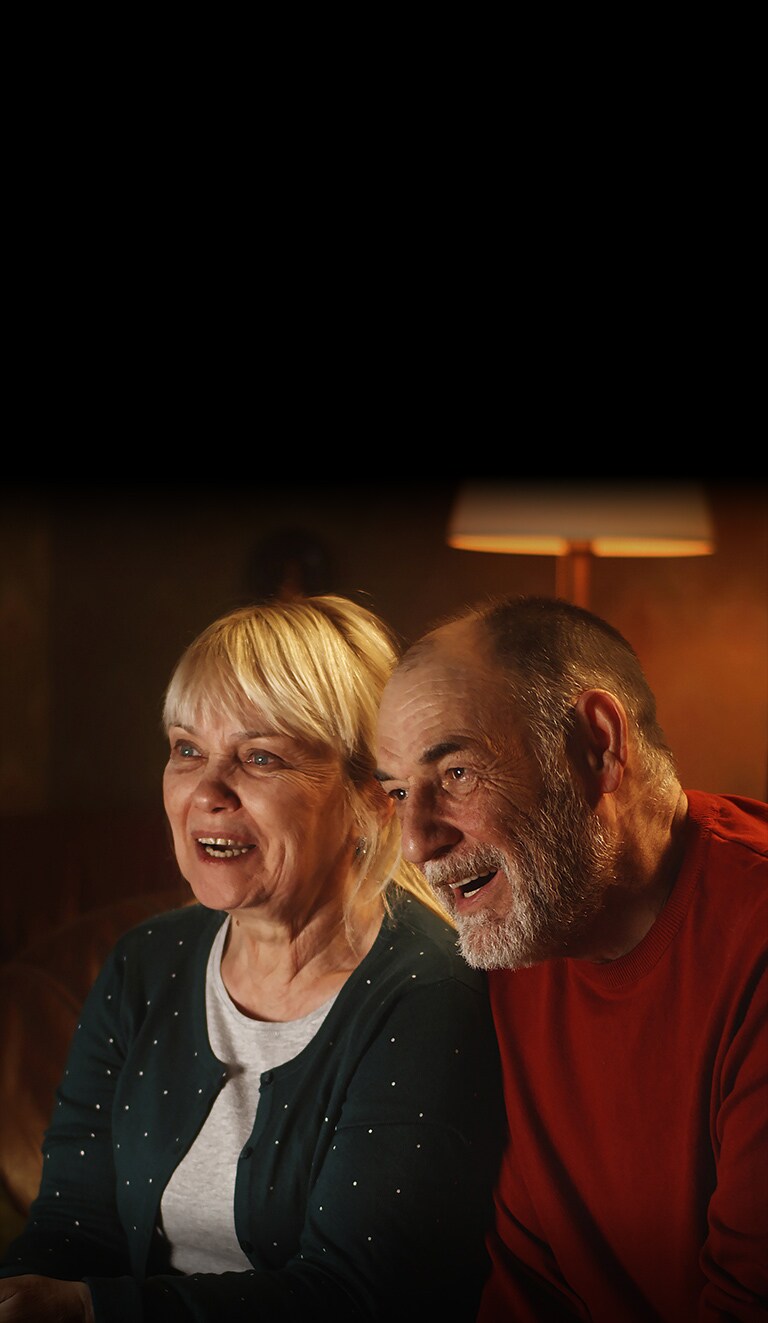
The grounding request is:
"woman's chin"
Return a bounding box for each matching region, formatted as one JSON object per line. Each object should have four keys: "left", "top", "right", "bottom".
{"left": 184, "top": 873, "right": 256, "bottom": 914}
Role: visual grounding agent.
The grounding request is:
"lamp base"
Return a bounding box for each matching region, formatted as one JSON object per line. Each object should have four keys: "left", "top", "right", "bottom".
{"left": 556, "top": 542, "right": 593, "bottom": 609}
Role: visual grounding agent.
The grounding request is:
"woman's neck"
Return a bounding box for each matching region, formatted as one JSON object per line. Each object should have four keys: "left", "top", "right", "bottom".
{"left": 220, "top": 899, "right": 384, "bottom": 1022}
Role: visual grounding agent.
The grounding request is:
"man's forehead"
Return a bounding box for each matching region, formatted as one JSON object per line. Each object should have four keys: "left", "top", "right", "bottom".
{"left": 382, "top": 621, "right": 500, "bottom": 716}
{"left": 376, "top": 622, "right": 518, "bottom": 778}
{"left": 399, "top": 616, "right": 486, "bottom": 673}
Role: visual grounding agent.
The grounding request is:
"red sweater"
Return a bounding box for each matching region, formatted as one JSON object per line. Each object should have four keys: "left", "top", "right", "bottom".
{"left": 478, "top": 791, "right": 768, "bottom": 1323}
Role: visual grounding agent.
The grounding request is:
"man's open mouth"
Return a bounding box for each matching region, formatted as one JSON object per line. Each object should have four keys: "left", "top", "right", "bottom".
{"left": 450, "top": 871, "right": 497, "bottom": 899}
{"left": 197, "top": 837, "right": 255, "bottom": 859}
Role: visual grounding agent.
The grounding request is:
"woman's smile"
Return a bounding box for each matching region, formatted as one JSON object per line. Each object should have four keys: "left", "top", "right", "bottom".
{"left": 196, "top": 837, "right": 257, "bottom": 860}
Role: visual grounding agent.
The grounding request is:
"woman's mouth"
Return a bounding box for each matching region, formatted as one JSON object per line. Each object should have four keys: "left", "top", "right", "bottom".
{"left": 196, "top": 837, "right": 255, "bottom": 859}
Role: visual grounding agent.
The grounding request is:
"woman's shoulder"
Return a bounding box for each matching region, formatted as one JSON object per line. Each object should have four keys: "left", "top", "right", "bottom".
{"left": 111, "top": 901, "right": 225, "bottom": 961}
{"left": 90, "top": 904, "right": 225, "bottom": 1009}
{"left": 380, "top": 891, "right": 486, "bottom": 992}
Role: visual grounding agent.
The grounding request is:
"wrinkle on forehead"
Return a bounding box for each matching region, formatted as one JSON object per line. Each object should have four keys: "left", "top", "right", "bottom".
{"left": 377, "top": 626, "right": 513, "bottom": 778}
{"left": 390, "top": 618, "right": 500, "bottom": 710}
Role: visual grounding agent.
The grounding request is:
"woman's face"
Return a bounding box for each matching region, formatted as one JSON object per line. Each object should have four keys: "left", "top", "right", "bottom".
{"left": 163, "top": 709, "right": 359, "bottom": 923}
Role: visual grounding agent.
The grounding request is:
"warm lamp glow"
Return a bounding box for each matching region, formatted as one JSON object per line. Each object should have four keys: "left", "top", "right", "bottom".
{"left": 447, "top": 482, "right": 715, "bottom": 606}
{"left": 448, "top": 483, "right": 715, "bottom": 557}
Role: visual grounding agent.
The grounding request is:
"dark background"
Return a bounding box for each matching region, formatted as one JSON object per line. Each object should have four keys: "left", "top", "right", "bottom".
{"left": 2, "top": 478, "right": 766, "bottom": 816}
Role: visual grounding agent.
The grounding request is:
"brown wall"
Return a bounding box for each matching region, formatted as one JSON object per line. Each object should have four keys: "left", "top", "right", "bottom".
{"left": 1, "top": 480, "right": 766, "bottom": 816}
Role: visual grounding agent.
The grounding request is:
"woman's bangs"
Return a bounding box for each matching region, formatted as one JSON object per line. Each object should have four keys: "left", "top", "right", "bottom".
{"left": 165, "top": 652, "right": 264, "bottom": 733}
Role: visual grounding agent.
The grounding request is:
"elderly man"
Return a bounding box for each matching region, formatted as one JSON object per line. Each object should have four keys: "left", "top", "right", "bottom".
{"left": 376, "top": 595, "right": 768, "bottom": 1323}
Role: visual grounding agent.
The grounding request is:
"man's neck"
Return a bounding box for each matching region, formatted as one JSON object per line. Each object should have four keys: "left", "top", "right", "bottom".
{"left": 581, "top": 786, "right": 689, "bottom": 963}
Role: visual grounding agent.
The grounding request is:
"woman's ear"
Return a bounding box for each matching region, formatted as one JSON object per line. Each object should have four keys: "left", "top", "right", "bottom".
{"left": 570, "top": 689, "right": 628, "bottom": 799}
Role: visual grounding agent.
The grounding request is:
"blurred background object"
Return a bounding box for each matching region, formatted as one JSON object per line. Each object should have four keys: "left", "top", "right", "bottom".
{"left": 448, "top": 481, "right": 715, "bottom": 607}
{"left": 1, "top": 477, "right": 766, "bottom": 812}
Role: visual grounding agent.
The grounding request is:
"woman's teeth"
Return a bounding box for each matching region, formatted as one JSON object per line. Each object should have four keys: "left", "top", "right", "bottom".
{"left": 197, "top": 837, "right": 253, "bottom": 859}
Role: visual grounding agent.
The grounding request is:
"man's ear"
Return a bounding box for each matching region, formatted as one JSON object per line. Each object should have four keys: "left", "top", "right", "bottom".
{"left": 570, "top": 689, "right": 628, "bottom": 799}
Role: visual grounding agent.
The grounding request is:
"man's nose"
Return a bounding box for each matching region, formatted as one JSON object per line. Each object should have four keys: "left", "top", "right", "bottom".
{"left": 399, "top": 786, "right": 462, "bottom": 865}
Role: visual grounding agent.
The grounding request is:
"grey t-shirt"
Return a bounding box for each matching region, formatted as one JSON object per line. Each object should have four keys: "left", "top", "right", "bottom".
{"left": 159, "top": 918, "right": 336, "bottom": 1273}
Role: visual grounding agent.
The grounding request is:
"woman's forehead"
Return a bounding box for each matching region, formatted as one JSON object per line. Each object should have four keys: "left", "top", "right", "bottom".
{"left": 169, "top": 688, "right": 282, "bottom": 735}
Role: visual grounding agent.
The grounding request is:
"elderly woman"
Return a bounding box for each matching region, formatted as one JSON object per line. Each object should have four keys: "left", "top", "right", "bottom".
{"left": 0, "top": 595, "right": 503, "bottom": 1322}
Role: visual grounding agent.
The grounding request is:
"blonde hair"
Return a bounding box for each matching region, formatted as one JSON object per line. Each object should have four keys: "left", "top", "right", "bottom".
{"left": 163, "top": 595, "right": 449, "bottom": 926}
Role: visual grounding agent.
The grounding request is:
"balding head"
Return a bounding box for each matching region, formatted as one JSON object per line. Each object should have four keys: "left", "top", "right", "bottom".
{"left": 394, "top": 597, "right": 677, "bottom": 791}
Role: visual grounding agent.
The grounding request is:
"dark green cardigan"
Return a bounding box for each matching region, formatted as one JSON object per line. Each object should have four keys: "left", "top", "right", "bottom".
{"left": 2, "top": 893, "right": 504, "bottom": 1321}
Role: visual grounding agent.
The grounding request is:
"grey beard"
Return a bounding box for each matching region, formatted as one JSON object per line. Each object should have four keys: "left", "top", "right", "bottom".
{"left": 448, "top": 772, "right": 617, "bottom": 972}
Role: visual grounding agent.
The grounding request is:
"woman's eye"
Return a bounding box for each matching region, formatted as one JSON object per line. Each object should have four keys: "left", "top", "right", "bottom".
{"left": 242, "top": 749, "right": 276, "bottom": 767}
{"left": 387, "top": 787, "right": 407, "bottom": 802}
{"left": 173, "top": 740, "right": 201, "bottom": 760}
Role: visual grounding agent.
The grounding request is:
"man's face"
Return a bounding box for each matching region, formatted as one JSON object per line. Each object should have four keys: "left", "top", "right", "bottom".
{"left": 376, "top": 620, "right": 614, "bottom": 970}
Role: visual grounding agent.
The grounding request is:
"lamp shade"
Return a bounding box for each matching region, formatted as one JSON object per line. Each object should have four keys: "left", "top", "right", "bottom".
{"left": 447, "top": 482, "right": 715, "bottom": 558}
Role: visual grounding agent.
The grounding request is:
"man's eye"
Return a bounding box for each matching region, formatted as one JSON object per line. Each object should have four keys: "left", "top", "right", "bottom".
{"left": 443, "top": 766, "right": 474, "bottom": 793}
{"left": 379, "top": 783, "right": 407, "bottom": 802}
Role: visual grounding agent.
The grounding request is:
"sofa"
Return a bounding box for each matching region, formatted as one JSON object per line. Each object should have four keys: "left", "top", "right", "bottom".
{"left": 0, "top": 809, "right": 189, "bottom": 1254}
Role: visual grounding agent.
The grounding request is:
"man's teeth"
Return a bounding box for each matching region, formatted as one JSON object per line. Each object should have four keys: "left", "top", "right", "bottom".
{"left": 197, "top": 837, "right": 253, "bottom": 858}
{"left": 450, "top": 871, "right": 495, "bottom": 899}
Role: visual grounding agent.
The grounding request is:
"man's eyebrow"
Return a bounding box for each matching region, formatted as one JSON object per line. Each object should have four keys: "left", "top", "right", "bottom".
{"left": 421, "top": 740, "right": 466, "bottom": 764}
{"left": 375, "top": 740, "right": 467, "bottom": 782}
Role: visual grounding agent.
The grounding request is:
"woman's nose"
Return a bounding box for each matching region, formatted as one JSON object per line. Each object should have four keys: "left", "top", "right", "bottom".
{"left": 191, "top": 758, "right": 241, "bottom": 811}
{"left": 399, "top": 786, "right": 462, "bottom": 865}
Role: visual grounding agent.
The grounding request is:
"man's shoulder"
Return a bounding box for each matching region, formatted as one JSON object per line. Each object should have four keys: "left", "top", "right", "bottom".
{"left": 686, "top": 789, "right": 768, "bottom": 860}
